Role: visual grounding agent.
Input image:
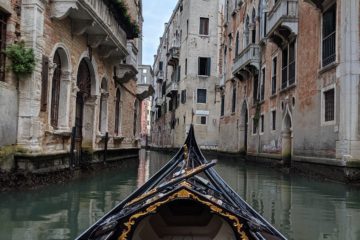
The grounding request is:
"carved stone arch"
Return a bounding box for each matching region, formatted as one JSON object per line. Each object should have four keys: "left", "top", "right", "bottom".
{"left": 48, "top": 43, "right": 72, "bottom": 131}
{"left": 76, "top": 51, "right": 99, "bottom": 96}
{"left": 281, "top": 104, "right": 293, "bottom": 165}
{"left": 281, "top": 104, "right": 293, "bottom": 131}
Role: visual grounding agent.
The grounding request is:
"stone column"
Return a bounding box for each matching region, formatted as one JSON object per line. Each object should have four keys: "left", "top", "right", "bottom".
{"left": 17, "top": 0, "right": 45, "bottom": 151}
{"left": 282, "top": 129, "right": 292, "bottom": 166}
{"left": 336, "top": 0, "right": 360, "bottom": 161}
{"left": 58, "top": 70, "right": 72, "bottom": 131}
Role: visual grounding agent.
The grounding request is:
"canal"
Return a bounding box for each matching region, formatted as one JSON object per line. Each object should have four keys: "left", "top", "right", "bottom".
{"left": 0, "top": 150, "right": 360, "bottom": 240}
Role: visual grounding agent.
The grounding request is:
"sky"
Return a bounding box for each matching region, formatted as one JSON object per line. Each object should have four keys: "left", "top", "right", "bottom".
{"left": 142, "top": 0, "right": 178, "bottom": 66}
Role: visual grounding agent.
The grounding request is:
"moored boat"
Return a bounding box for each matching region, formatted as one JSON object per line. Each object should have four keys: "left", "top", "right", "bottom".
{"left": 77, "top": 125, "right": 287, "bottom": 240}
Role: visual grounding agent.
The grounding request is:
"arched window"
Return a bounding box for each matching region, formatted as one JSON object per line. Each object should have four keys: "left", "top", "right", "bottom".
{"left": 51, "top": 50, "right": 61, "bottom": 127}
{"left": 115, "top": 89, "right": 121, "bottom": 135}
{"left": 99, "top": 78, "right": 108, "bottom": 134}
{"left": 235, "top": 31, "right": 239, "bottom": 56}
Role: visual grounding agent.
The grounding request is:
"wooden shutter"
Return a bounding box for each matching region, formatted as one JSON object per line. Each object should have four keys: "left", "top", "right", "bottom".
{"left": 206, "top": 58, "right": 211, "bottom": 76}
{"left": 40, "top": 55, "right": 49, "bottom": 112}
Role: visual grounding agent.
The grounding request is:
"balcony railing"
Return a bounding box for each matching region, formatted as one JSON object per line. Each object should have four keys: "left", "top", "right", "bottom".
{"left": 266, "top": 0, "right": 298, "bottom": 38}
{"left": 232, "top": 44, "right": 260, "bottom": 76}
{"left": 167, "top": 47, "right": 180, "bottom": 66}
{"left": 51, "top": 0, "right": 127, "bottom": 58}
{"left": 165, "top": 81, "right": 179, "bottom": 97}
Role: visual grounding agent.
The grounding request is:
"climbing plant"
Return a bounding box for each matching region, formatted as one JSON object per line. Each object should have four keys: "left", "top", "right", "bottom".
{"left": 106, "top": 0, "right": 140, "bottom": 39}
{"left": 5, "top": 42, "right": 35, "bottom": 76}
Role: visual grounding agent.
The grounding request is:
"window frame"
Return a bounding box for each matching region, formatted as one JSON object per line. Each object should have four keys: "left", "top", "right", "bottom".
{"left": 197, "top": 88, "right": 207, "bottom": 104}
{"left": 252, "top": 116, "right": 257, "bottom": 135}
{"left": 260, "top": 114, "right": 264, "bottom": 135}
{"left": 199, "top": 17, "right": 209, "bottom": 35}
{"left": 231, "top": 84, "right": 236, "bottom": 113}
{"left": 281, "top": 40, "right": 296, "bottom": 90}
{"left": 321, "top": 84, "right": 336, "bottom": 126}
{"left": 198, "top": 57, "right": 211, "bottom": 76}
{"left": 271, "top": 110, "right": 276, "bottom": 132}
{"left": 271, "top": 56, "right": 277, "bottom": 95}
{"left": 321, "top": 3, "right": 336, "bottom": 68}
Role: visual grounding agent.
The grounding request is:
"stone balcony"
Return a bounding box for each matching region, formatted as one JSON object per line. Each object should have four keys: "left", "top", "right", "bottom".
{"left": 51, "top": 0, "right": 128, "bottom": 59}
{"left": 165, "top": 81, "right": 179, "bottom": 97}
{"left": 266, "top": 0, "right": 298, "bottom": 46}
{"left": 167, "top": 47, "right": 180, "bottom": 66}
{"left": 232, "top": 44, "right": 260, "bottom": 79}
{"left": 155, "top": 97, "right": 163, "bottom": 107}
{"left": 156, "top": 70, "right": 164, "bottom": 83}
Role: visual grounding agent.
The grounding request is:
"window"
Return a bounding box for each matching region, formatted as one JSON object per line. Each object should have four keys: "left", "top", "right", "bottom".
{"left": 252, "top": 117, "right": 257, "bottom": 134}
{"left": 181, "top": 89, "right": 186, "bottom": 104}
{"left": 115, "top": 89, "right": 121, "bottom": 135}
{"left": 185, "top": 58, "right": 188, "bottom": 75}
{"left": 260, "top": 68, "right": 265, "bottom": 101}
{"left": 324, "top": 88, "right": 335, "bottom": 122}
{"left": 281, "top": 41, "right": 296, "bottom": 89}
{"left": 199, "top": 17, "right": 209, "bottom": 35}
{"left": 220, "top": 95, "right": 225, "bottom": 116}
{"left": 198, "top": 57, "right": 211, "bottom": 76}
{"left": 253, "top": 74, "right": 259, "bottom": 103}
{"left": 271, "top": 111, "right": 276, "bottom": 131}
{"left": 159, "top": 61, "right": 163, "bottom": 71}
{"left": 197, "top": 89, "right": 207, "bottom": 103}
{"left": 251, "top": 8, "right": 256, "bottom": 44}
{"left": 41, "top": 55, "right": 49, "bottom": 112}
{"left": 51, "top": 51, "right": 62, "bottom": 128}
{"left": 272, "top": 57, "right": 277, "bottom": 95}
{"left": 169, "top": 98, "right": 173, "bottom": 111}
{"left": 196, "top": 116, "right": 207, "bottom": 125}
{"left": 235, "top": 32, "right": 239, "bottom": 56}
{"left": 232, "top": 85, "right": 236, "bottom": 113}
{"left": 260, "top": 115, "right": 264, "bottom": 133}
{"left": 322, "top": 4, "right": 336, "bottom": 67}
{"left": 0, "top": 12, "right": 7, "bottom": 82}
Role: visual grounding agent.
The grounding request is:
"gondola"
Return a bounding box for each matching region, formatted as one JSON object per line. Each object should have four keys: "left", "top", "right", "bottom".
{"left": 77, "top": 125, "right": 287, "bottom": 240}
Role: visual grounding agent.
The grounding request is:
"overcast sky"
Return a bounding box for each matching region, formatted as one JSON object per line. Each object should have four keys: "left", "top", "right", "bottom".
{"left": 142, "top": 0, "right": 178, "bottom": 66}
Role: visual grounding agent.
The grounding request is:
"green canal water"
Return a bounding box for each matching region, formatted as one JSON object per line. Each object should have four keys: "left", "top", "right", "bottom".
{"left": 0, "top": 150, "right": 360, "bottom": 240}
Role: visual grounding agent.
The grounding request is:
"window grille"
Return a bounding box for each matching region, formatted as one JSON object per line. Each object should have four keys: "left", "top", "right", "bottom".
{"left": 324, "top": 89, "right": 335, "bottom": 122}
{"left": 322, "top": 4, "right": 336, "bottom": 67}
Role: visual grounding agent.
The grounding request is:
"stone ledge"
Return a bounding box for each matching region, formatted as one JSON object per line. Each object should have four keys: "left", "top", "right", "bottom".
{"left": 292, "top": 155, "right": 346, "bottom": 167}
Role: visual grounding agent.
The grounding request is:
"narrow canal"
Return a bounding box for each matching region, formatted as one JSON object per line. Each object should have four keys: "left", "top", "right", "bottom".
{"left": 0, "top": 150, "right": 360, "bottom": 240}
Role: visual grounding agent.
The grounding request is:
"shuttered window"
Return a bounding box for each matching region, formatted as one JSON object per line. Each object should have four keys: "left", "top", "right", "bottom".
{"left": 198, "top": 57, "right": 211, "bottom": 76}
{"left": 199, "top": 17, "right": 209, "bottom": 35}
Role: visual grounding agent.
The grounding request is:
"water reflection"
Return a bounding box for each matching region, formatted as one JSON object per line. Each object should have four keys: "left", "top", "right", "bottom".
{"left": 0, "top": 150, "right": 359, "bottom": 240}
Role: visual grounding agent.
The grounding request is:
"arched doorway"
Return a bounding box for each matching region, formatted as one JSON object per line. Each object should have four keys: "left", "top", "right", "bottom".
{"left": 74, "top": 58, "right": 95, "bottom": 165}
{"left": 239, "top": 101, "right": 248, "bottom": 153}
{"left": 282, "top": 111, "right": 292, "bottom": 166}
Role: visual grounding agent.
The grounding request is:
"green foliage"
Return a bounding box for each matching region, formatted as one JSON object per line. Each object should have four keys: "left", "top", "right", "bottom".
{"left": 107, "top": 0, "right": 140, "bottom": 39}
{"left": 5, "top": 42, "right": 35, "bottom": 76}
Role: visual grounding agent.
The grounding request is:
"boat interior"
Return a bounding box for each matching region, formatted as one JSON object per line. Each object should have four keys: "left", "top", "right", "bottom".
{"left": 132, "top": 199, "right": 237, "bottom": 240}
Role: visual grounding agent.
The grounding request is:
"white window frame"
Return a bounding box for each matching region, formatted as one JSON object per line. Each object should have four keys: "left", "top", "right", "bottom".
{"left": 196, "top": 88, "right": 207, "bottom": 104}
{"left": 321, "top": 84, "right": 336, "bottom": 126}
{"left": 320, "top": 1, "right": 337, "bottom": 69}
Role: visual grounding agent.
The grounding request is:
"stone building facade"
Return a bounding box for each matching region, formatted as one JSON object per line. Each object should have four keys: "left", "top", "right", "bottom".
{"left": 150, "top": 0, "right": 222, "bottom": 149}
{"left": 0, "top": 0, "right": 149, "bottom": 173}
{"left": 137, "top": 64, "right": 154, "bottom": 146}
{"left": 218, "top": 0, "right": 360, "bottom": 179}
